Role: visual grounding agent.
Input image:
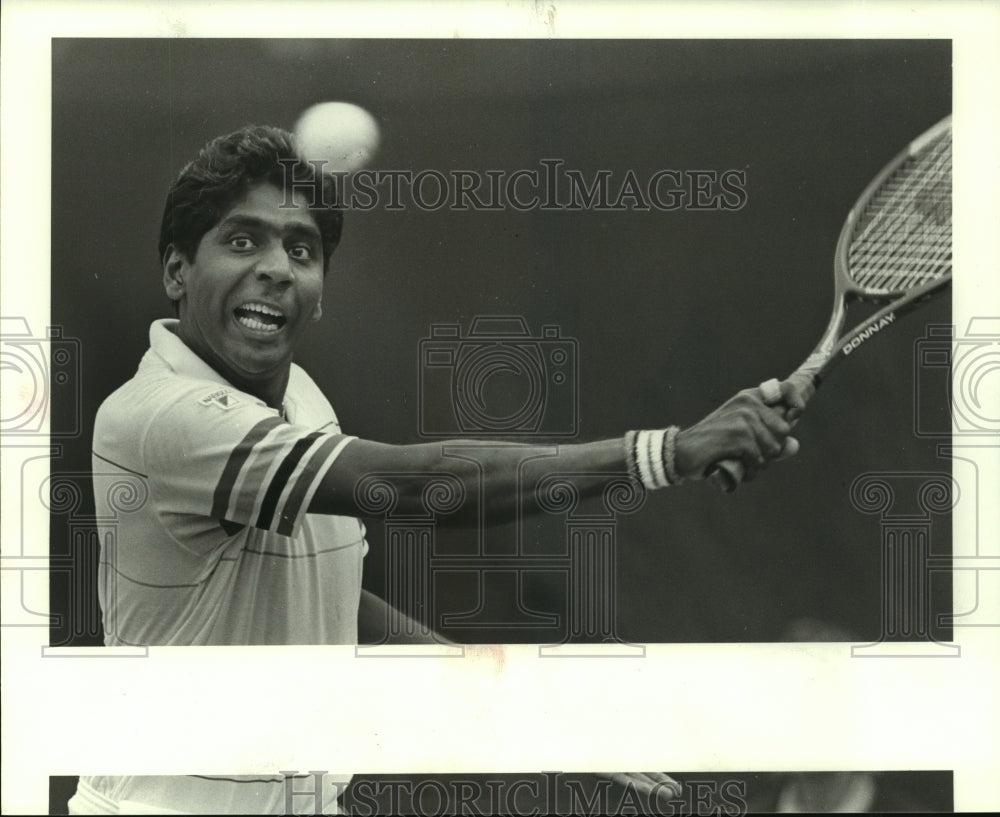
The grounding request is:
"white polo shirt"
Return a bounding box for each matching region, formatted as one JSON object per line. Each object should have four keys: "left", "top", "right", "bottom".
{"left": 82, "top": 321, "right": 362, "bottom": 813}
{"left": 92, "top": 319, "right": 367, "bottom": 646}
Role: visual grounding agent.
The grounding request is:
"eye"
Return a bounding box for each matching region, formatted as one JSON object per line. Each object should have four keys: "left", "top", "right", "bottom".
{"left": 288, "top": 244, "right": 315, "bottom": 261}
{"left": 228, "top": 235, "right": 256, "bottom": 251}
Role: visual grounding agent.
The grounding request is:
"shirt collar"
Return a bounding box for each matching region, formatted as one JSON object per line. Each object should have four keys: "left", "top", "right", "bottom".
{"left": 148, "top": 318, "right": 236, "bottom": 387}
{"left": 147, "top": 319, "right": 295, "bottom": 418}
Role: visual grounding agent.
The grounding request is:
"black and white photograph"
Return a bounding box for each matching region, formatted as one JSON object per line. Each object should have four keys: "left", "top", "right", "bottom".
{"left": 2, "top": 1, "right": 998, "bottom": 815}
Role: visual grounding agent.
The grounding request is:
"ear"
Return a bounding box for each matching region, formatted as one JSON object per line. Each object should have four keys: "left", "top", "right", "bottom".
{"left": 310, "top": 299, "right": 323, "bottom": 322}
{"left": 162, "top": 245, "right": 188, "bottom": 302}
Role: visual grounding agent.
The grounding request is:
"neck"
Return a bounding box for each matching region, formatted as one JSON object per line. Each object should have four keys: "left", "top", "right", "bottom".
{"left": 230, "top": 370, "right": 289, "bottom": 411}
{"left": 174, "top": 320, "right": 290, "bottom": 411}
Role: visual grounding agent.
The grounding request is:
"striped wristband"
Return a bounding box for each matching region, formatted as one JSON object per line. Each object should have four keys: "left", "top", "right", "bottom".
{"left": 625, "top": 426, "right": 684, "bottom": 490}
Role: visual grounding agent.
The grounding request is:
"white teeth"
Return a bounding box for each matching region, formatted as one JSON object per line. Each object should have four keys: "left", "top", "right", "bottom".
{"left": 235, "top": 302, "right": 285, "bottom": 333}
{"left": 240, "top": 302, "right": 284, "bottom": 318}
{"left": 236, "top": 315, "right": 280, "bottom": 332}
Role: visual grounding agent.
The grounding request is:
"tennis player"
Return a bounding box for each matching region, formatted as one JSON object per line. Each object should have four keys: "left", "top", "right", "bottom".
{"left": 69, "top": 125, "right": 802, "bottom": 815}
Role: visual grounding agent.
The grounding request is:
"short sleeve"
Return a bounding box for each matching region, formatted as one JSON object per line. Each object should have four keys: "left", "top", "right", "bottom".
{"left": 143, "top": 385, "right": 354, "bottom": 538}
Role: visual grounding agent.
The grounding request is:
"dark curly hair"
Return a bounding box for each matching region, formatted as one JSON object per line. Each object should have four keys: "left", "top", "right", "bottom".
{"left": 158, "top": 125, "right": 343, "bottom": 272}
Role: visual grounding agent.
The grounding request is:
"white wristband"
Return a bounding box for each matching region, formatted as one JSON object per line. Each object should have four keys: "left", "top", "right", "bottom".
{"left": 625, "top": 427, "right": 682, "bottom": 490}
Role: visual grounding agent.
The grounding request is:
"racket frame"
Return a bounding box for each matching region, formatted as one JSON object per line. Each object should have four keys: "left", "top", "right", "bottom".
{"left": 710, "top": 116, "right": 953, "bottom": 491}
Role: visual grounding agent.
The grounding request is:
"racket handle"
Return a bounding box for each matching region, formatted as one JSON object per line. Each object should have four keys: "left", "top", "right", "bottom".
{"left": 708, "top": 373, "right": 817, "bottom": 493}
{"left": 709, "top": 460, "right": 745, "bottom": 493}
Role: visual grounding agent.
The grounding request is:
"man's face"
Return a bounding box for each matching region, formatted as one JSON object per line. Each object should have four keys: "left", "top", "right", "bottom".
{"left": 167, "top": 183, "right": 325, "bottom": 392}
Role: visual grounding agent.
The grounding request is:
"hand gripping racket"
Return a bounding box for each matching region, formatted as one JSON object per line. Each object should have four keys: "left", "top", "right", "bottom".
{"left": 710, "top": 115, "right": 953, "bottom": 492}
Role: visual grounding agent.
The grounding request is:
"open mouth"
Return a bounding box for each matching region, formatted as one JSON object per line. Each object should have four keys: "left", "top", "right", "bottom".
{"left": 234, "top": 302, "right": 287, "bottom": 333}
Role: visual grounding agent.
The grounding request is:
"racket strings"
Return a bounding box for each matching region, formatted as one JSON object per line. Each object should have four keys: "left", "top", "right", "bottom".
{"left": 848, "top": 127, "right": 951, "bottom": 294}
{"left": 851, "top": 138, "right": 951, "bottom": 291}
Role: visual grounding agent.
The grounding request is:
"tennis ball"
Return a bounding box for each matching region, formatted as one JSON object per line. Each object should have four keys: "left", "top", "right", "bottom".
{"left": 293, "top": 101, "right": 380, "bottom": 173}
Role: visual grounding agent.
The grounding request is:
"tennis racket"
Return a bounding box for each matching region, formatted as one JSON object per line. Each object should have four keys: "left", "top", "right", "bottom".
{"left": 710, "top": 115, "right": 953, "bottom": 492}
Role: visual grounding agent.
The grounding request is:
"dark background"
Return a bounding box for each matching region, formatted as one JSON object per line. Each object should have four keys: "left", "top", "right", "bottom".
{"left": 50, "top": 39, "right": 952, "bottom": 646}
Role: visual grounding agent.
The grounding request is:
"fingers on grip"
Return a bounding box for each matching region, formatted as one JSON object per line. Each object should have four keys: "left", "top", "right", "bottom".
{"left": 778, "top": 435, "right": 800, "bottom": 461}
{"left": 709, "top": 404, "right": 801, "bottom": 493}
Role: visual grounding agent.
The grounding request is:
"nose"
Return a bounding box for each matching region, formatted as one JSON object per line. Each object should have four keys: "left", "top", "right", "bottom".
{"left": 255, "top": 243, "right": 293, "bottom": 287}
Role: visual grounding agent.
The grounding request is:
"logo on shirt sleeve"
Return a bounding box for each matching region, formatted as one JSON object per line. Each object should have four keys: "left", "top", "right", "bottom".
{"left": 199, "top": 389, "right": 241, "bottom": 410}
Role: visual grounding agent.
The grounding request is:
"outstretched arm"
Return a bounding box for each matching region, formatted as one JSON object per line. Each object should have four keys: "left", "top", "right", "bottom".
{"left": 309, "top": 381, "right": 804, "bottom": 527}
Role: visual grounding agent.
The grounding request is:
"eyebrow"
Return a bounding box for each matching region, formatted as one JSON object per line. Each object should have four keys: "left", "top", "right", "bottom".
{"left": 217, "top": 214, "right": 321, "bottom": 243}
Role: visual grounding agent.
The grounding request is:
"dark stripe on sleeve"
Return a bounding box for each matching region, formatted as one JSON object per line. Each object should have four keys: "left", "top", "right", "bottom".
{"left": 211, "top": 416, "right": 284, "bottom": 521}
{"left": 255, "top": 431, "right": 324, "bottom": 531}
{"left": 92, "top": 451, "right": 149, "bottom": 478}
{"left": 274, "top": 433, "right": 345, "bottom": 536}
